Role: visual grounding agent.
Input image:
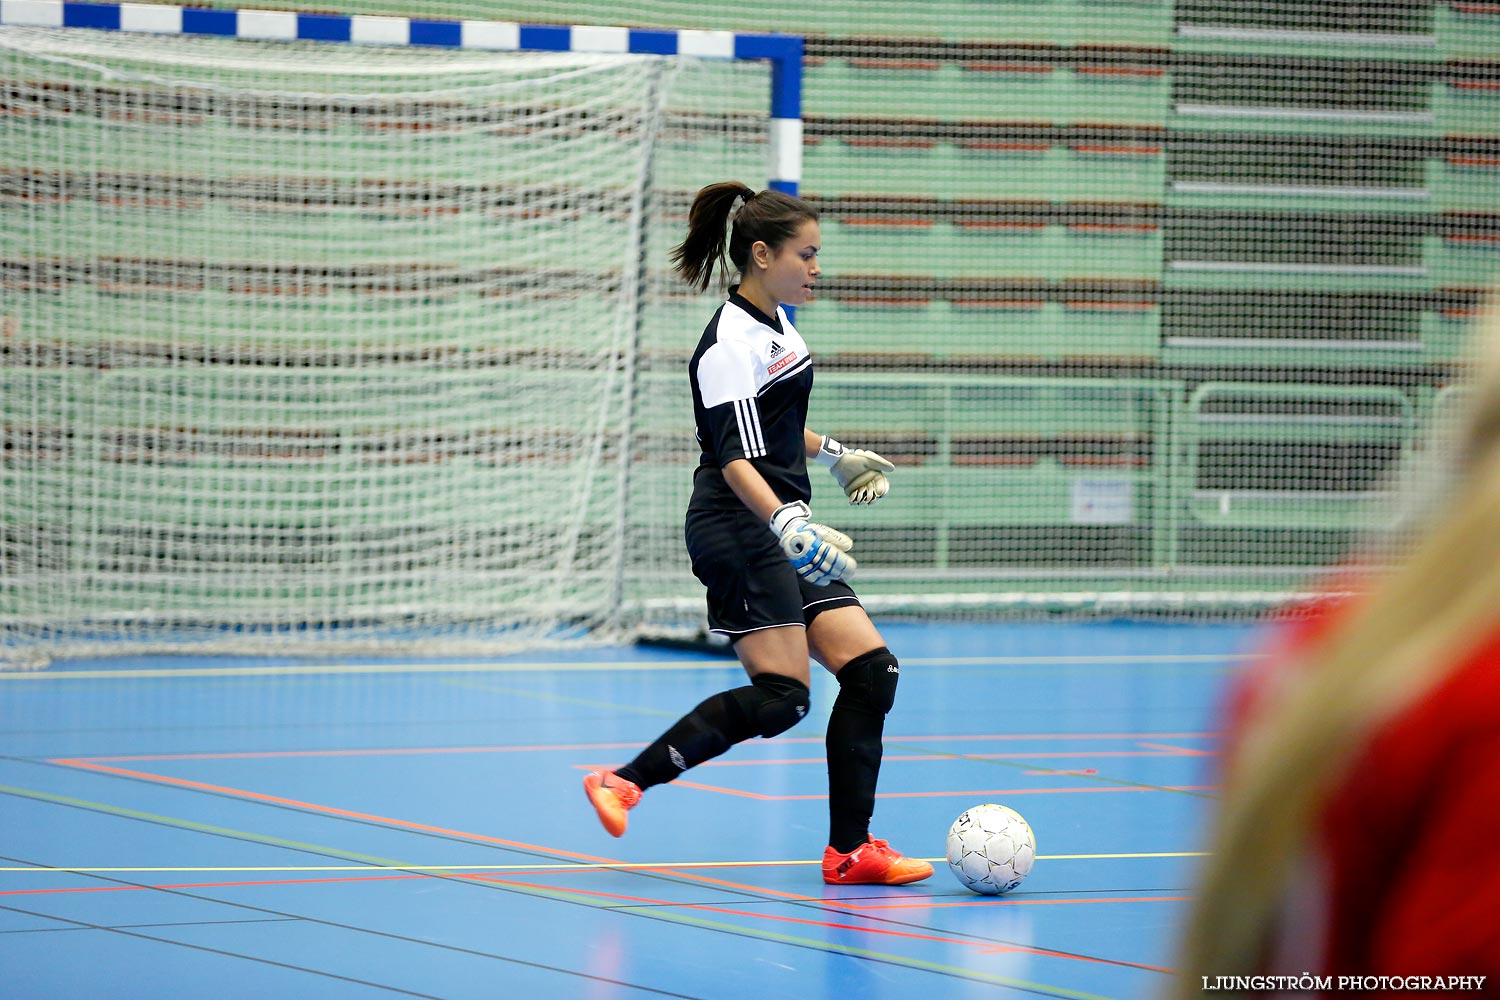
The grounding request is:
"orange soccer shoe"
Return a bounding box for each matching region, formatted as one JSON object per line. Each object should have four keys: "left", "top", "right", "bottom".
{"left": 821, "top": 837, "right": 935, "bottom": 886}
{"left": 583, "top": 769, "right": 641, "bottom": 838}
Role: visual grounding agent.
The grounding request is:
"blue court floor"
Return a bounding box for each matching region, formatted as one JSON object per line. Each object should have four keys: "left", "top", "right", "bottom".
{"left": 0, "top": 620, "right": 1261, "bottom": 999}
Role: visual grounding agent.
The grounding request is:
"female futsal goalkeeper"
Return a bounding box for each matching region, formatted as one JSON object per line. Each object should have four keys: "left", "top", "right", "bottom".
{"left": 582, "top": 181, "right": 932, "bottom": 886}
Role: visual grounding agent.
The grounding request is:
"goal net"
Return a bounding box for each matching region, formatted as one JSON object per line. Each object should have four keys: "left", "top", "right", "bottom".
{"left": 0, "top": 24, "right": 763, "bottom": 666}
{"left": 4, "top": 4, "right": 1493, "bottom": 666}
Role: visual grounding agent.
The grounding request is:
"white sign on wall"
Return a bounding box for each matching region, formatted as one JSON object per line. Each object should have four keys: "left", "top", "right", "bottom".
{"left": 1071, "top": 478, "right": 1135, "bottom": 525}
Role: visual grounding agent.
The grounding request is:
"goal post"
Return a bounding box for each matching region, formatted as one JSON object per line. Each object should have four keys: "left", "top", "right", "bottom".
{"left": 9, "top": 3, "right": 1469, "bottom": 669}
{"left": 0, "top": 1, "right": 802, "bottom": 197}
{"left": 0, "top": 3, "right": 801, "bottom": 667}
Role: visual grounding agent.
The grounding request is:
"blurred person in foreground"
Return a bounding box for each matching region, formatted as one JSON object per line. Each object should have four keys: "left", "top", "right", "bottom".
{"left": 1176, "top": 310, "right": 1500, "bottom": 994}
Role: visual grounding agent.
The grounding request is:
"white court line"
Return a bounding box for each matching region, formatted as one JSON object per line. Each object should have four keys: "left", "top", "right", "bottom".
{"left": 0, "top": 852, "right": 1207, "bottom": 873}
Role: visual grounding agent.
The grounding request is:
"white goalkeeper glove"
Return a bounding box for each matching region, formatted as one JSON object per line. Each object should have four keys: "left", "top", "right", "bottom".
{"left": 816, "top": 435, "right": 894, "bottom": 505}
{"left": 768, "top": 501, "right": 856, "bottom": 586}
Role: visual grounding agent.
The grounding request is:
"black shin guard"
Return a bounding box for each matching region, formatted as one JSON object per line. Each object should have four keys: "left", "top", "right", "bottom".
{"left": 826, "top": 647, "right": 900, "bottom": 853}
{"left": 617, "top": 673, "right": 809, "bottom": 791}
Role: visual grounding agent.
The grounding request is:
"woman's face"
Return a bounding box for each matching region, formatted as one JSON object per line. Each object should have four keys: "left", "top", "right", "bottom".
{"left": 757, "top": 218, "right": 822, "bottom": 308}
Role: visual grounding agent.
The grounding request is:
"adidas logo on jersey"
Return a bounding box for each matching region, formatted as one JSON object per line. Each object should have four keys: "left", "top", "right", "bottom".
{"left": 767, "top": 341, "right": 799, "bottom": 376}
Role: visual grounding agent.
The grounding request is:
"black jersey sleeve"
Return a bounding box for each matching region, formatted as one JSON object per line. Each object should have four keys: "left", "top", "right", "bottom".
{"left": 702, "top": 397, "right": 766, "bottom": 464}
{"left": 696, "top": 340, "right": 766, "bottom": 466}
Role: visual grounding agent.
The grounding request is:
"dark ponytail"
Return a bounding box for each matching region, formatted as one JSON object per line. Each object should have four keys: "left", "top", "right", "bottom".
{"left": 670, "top": 181, "right": 819, "bottom": 292}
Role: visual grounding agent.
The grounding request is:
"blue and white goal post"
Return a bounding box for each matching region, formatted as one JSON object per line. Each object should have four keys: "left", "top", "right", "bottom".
{"left": 0, "top": 3, "right": 802, "bottom": 666}
{"left": 0, "top": 1, "right": 803, "bottom": 195}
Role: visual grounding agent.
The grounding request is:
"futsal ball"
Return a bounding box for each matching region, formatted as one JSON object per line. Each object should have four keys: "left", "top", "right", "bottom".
{"left": 946, "top": 804, "right": 1036, "bottom": 895}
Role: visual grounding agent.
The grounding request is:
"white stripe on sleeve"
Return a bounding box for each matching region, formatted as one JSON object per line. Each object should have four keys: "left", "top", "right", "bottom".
{"left": 734, "top": 398, "right": 766, "bottom": 458}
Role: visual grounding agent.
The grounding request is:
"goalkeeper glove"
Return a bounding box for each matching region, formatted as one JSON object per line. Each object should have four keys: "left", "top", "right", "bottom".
{"left": 769, "top": 501, "right": 856, "bottom": 586}
{"left": 816, "top": 436, "right": 894, "bottom": 505}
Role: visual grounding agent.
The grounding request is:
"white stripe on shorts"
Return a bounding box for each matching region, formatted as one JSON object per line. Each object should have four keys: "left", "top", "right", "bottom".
{"left": 803, "top": 595, "right": 863, "bottom": 613}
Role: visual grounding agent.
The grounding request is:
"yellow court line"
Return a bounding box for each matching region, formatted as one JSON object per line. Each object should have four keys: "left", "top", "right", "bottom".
{"left": 0, "top": 652, "right": 1262, "bottom": 681}
{"left": 0, "top": 852, "right": 1207, "bottom": 874}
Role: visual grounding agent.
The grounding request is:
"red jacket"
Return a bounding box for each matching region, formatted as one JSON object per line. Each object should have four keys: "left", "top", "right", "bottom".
{"left": 1227, "top": 604, "right": 1500, "bottom": 985}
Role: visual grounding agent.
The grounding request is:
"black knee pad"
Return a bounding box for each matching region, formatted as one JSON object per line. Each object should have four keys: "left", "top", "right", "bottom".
{"left": 834, "top": 646, "right": 899, "bottom": 716}
{"left": 730, "top": 672, "right": 810, "bottom": 738}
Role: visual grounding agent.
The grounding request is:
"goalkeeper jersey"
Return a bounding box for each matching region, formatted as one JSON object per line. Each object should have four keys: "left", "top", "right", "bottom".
{"left": 687, "top": 290, "right": 814, "bottom": 512}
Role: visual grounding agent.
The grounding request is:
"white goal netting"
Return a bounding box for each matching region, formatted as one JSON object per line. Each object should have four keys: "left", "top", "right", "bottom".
{"left": 0, "top": 26, "right": 762, "bottom": 666}
{"left": 4, "top": 6, "right": 1494, "bottom": 667}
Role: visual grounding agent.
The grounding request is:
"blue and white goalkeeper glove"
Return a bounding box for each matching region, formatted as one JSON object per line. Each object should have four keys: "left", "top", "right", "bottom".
{"left": 769, "top": 501, "right": 856, "bottom": 586}
{"left": 816, "top": 436, "right": 894, "bottom": 505}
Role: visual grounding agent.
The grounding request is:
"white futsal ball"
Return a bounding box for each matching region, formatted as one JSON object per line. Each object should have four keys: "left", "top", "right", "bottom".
{"left": 946, "top": 804, "right": 1036, "bottom": 895}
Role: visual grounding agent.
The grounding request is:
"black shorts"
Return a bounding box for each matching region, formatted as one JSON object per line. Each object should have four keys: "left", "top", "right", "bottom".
{"left": 684, "top": 507, "right": 862, "bottom": 637}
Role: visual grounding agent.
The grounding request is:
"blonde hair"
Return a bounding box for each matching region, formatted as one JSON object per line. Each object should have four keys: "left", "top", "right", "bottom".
{"left": 1177, "top": 306, "right": 1500, "bottom": 985}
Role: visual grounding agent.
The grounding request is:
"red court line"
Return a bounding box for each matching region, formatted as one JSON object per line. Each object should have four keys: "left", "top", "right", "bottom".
{"left": 666, "top": 779, "right": 1217, "bottom": 801}
{"left": 845, "top": 894, "right": 1191, "bottom": 912}
{"left": 1136, "top": 742, "right": 1215, "bottom": 756}
{"left": 1, "top": 872, "right": 1190, "bottom": 918}
{"left": 688, "top": 749, "right": 1217, "bottom": 766}
{"left": 48, "top": 758, "right": 620, "bottom": 867}
{"left": 469, "top": 876, "right": 1176, "bottom": 975}
{"left": 64, "top": 743, "right": 657, "bottom": 763}
{"left": 614, "top": 866, "right": 821, "bottom": 902}
{"left": 875, "top": 785, "right": 1216, "bottom": 799}
{"left": 0, "top": 869, "right": 1175, "bottom": 974}
{"left": 64, "top": 731, "right": 1221, "bottom": 763}
{"left": 45, "top": 736, "right": 1218, "bottom": 906}
{"left": 890, "top": 732, "right": 1219, "bottom": 743}
{"left": 72, "top": 748, "right": 1214, "bottom": 768}
{"left": 44, "top": 759, "right": 823, "bottom": 904}
{"left": 0, "top": 864, "right": 826, "bottom": 899}
{"left": 0, "top": 873, "right": 430, "bottom": 897}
